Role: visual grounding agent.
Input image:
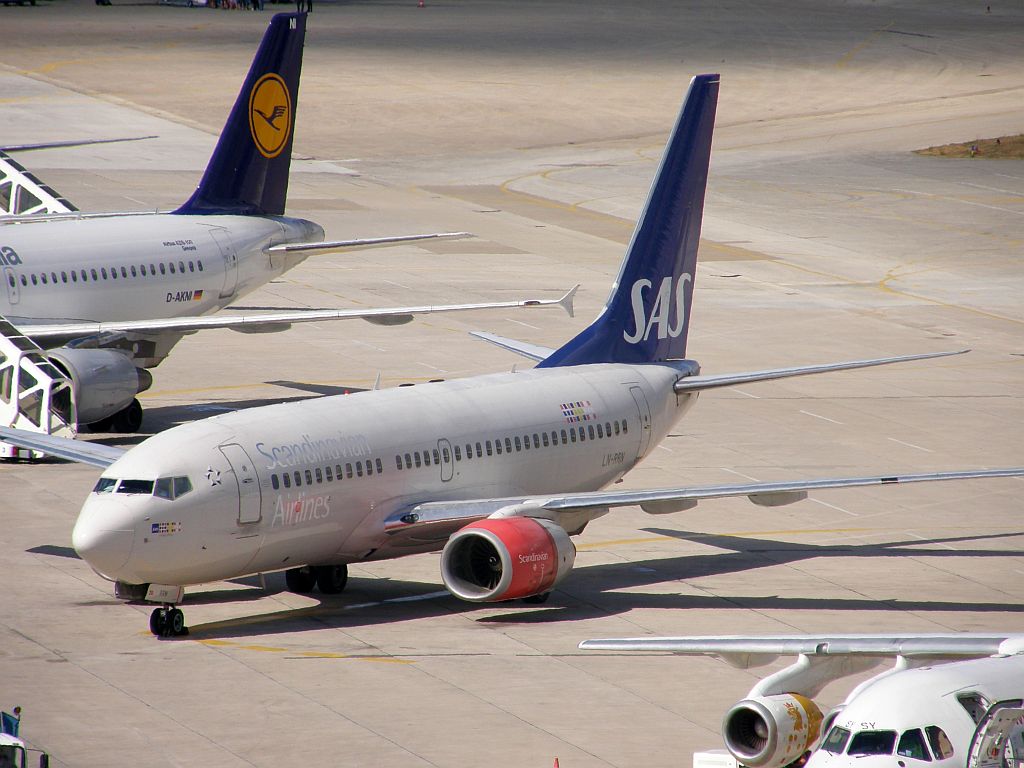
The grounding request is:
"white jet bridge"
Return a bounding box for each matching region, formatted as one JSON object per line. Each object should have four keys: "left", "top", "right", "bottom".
{"left": 0, "top": 316, "right": 76, "bottom": 459}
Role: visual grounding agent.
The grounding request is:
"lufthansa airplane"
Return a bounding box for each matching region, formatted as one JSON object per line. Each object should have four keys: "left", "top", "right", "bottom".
{"left": 0, "top": 13, "right": 568, "bottom": 438}
{"left": 2, "top": 74, "right": 1020, "bottom": 637}
{"left": 579, "top": 634, "right": 1024, "bottom": 768}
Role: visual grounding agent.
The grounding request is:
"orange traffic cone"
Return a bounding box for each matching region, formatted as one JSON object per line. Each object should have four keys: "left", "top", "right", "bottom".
{"left": 553, "top": 760, "right": 560, "bottom": 768}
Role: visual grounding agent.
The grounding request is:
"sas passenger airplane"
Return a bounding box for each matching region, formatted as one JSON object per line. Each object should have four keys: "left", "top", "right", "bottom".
{"left": 579, "top": 634, "right": 1024, "bottom": 768}
{"left": 2, "top": 74, "right": 1020, "bottom": 637}
{"left": 0, "top": 13, "right": 569, "bottom": 440}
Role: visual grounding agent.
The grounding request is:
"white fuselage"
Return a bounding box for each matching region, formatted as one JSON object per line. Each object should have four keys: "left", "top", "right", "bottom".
{"left": 808, "top": 655, "right": 1024, "bottom": 768}
{"left": 72, "top": 363, "right": 697, "bottom": 587}
{"left": 0, "top": 213, "right": 322, "bottom": 348}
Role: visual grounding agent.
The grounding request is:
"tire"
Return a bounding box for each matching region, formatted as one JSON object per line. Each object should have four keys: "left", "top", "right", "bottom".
{"left": 149, "top": 608, "right": 165, "bottom": 636}
{"left": 522, "top": 592, "right": 550, "bottom": 605}
{"left": 285, "top": 567, "right": 317, "bottom": 593}
{"left": 314, "top": 565, "right": 348, "bottom": 595}
{"left": 168, "top": 608, "right": 186, "bottom": 635}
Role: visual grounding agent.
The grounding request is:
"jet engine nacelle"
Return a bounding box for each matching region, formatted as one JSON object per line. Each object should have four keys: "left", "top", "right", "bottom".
{"left": 440, "top": 516, "right": 576, "bottom": 602}
{"left": 47, "top": 348, "right": 152, "bottom": 425}
{"left": 723, "top": 694, "right": 823, "bottom": 768}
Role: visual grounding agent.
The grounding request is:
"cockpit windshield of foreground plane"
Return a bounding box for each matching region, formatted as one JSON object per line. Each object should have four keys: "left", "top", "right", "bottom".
{"left": 0, "top": 13, "right": 573, "bottom": 443}
{"left": 2, "top": 74, "right": 1021, "bottom": 638}
{"left": 578, "top": 633, "right": 1024, "bottom": 768}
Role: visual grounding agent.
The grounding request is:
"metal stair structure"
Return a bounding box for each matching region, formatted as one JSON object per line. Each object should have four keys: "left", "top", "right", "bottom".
{"left": 0, "top": 315, "right": 76, "bottom": 459}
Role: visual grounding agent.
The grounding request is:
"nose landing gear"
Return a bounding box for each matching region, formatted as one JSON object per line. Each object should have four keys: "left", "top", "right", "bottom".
{"left": 149, "top": 605, "right": 188, "bottom": 637}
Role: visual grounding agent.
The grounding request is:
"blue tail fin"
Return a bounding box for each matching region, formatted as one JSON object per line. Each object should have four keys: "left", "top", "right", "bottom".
{"left": 175, "top": 13, "right": 306, "bottom": 216}
{"left": 538, "top": 74, "right": 719, "bottom": 368}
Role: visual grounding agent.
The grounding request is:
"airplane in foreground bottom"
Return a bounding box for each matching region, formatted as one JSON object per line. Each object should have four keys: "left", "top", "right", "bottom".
{"left": 2, "top": 74, "right": 1021, "bottom": 637}
{"left": 579, "top": 634, "right": 1024, "bottom": 768}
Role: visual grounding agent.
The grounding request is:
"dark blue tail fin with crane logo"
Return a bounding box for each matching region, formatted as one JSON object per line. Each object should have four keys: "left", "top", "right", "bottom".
{"left": 538, "top": 74, "right": 719, "bottom": 368}
{"left": 175, "top": 13, "right": 306, "bottom": 216}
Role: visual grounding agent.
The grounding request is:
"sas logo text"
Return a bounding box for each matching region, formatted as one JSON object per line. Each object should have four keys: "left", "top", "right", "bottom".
{"left": 623, "top": 274, "right": 691, "bottom": 344}
{"left": 167, "top": 290, "right": 204, "bottom": 303}
{"left": 0, "top": 246, "right": 23, "bottom": 266}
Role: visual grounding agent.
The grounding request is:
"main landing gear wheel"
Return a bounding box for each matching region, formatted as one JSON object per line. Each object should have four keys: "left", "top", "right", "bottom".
{"left": 149, "top": 606, "right": 188, "bottom": 637}
{"left": 285, "top": 566, "right": 317, "bottom": 593}
{"left": 314, "top": 565, "right": 348, "bottom": 594}
{"left": 522, "top": 592, "right": 551, "bottom": 605}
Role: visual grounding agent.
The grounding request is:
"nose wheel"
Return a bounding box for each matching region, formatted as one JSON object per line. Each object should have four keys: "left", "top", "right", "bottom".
{"left": 149, "top": 605, "right": 188, "bottom": 637}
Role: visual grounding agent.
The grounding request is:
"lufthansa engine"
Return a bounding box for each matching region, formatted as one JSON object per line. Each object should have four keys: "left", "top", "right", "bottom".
{"left": 723, "top": 694, "right": 823, "bottom": 768}
{"left": 47, "top": 348, "right": 152, "bottom": 426}
{"left": 440, "top": 517, "right": 576, "bottom": 602}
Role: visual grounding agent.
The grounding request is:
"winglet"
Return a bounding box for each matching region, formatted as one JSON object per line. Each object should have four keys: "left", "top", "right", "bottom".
{"left": 559, "top": 284, "right": 579, "bottom": 318}
{"left": 175, "top": 13, "right": 306, "bottom": 216}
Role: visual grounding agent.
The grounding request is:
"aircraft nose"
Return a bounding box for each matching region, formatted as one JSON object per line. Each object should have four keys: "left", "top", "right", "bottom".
{"left": 72, "top": 505, "right": 135, "bottom": 580}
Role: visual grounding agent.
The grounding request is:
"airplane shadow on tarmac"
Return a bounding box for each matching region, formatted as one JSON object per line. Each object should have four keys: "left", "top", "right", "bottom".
{"left": 177, "top": 527, "right": 1024, "bottom": 640}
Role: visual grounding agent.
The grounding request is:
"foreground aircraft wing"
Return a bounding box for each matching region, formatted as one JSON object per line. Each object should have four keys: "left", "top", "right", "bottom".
{"left": 384, "top": 467, "right": 1024, "bottom": 539}
{"left": 0, "top": 425, "right": 125, "bottom": 468}
{"left": 577, "top": 633, "right": 1024, "bottom": 663}
{"left": 17, "top": 287, "right": 578, "bottom": 340}
{"left": 673, "top": 349, "right": 968, "bottom": 392}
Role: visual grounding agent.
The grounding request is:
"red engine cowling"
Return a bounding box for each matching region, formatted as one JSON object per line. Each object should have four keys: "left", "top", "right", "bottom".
{"left": 440, "top": 517, "right": 576, "bottom": 602}
{"left": 723, "top": 694, "right": 824, "bottom": 768}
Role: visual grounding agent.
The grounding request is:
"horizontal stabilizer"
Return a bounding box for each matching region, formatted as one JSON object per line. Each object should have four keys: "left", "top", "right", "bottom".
{"left": 469, "top": 332, "right": 556, "bottom": 362}
{"left": 674, "top": 349, "right": 969, "bottom": 392}
{"left": 0, "top": 425, "right": 125, "bottom": 468}
{"left": 267, "top": 231, "right": 473, "bottom": 255}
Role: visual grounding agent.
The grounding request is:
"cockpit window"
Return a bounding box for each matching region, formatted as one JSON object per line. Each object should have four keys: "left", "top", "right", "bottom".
{"left": 93, "top": 477, "right": 117, "bottom": 494}
{"left": 173, "top": 476, "right": 193, "bottom": 498}
{"left": 848, "top": 731, "right": 897, "bottom": 756}
{"left": 154, "top": 476, "right": 193, "bottom": 501}
{"left": 926, "top": 726, "right": 955, "bottom": 760}
{"left": 897, "top": 729, "right": 932, "bottom": 761}
{"left": 154, "top": 478, "right": 174, "bottom": 499}
{"left": 117, "top": 479, "right": 155, "bottom": 495}
{"left": 821, "top": 727, "right": 851, "bottom": 755}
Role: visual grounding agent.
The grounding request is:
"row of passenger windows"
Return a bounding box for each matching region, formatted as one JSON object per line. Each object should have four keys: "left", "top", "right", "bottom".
{"left": 267, "top": 418, "right": 631, "bottom": 491}
{"left": 270, "top": 457, "right": 385, "bottom": 491}
{"left": 6, "top": 258, "right": 205, "bottom": 289}
{"left": 395, "top": 419, "right": 629, "bottom": 471}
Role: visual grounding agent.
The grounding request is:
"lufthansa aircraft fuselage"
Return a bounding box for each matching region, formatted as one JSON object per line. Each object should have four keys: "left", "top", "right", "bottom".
{"left": 1, "top": 214, "right": 322, "bottom": 333}
{"left": 74, "top": 363, "right": 697, "bottom": 585}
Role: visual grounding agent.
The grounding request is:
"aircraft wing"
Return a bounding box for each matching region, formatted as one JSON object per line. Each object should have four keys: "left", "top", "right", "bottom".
{"left": 0, "top": 425, "right": 125, "bottom": 468}
{"left": 673, "top": 349, "right": 968, "bottom": 392}
{"left": 384, "top": 467, "right": 1024, "bottom": 540}
{"left": 577, "top": 634, "right": 1024, "bottom": 663}
{"left": 266, "top": 231, "right": 473, "bottom": 255}
{"left": 16, "top": 287, "right": 578, "bottom": 340}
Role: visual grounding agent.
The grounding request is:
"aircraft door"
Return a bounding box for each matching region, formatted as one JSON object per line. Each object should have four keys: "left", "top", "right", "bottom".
{"left": 219, "top": 443, "right": 262, "bottom": 524}
{"left": 438, "top": 438, "right": 454, "bottom": 482}
{"left": 3, "top": 268, "right": 19, "bottom": 305}
{"left": 629, "top": 386, "right": 653, "bottom": 460}
{"left": 208, "top": 229, "right": 238, "bottom": 299}
{"left": 967, "top": 700, "right": 1024, "bottom": 768}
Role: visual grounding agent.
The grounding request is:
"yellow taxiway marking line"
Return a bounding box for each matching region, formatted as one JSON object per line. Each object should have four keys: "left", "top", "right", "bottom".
{"left": 196, "top": 638, "right": 412, "bottom": 663}
{"left": 835, "top": 23, "right": 894, "bottom": 68}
